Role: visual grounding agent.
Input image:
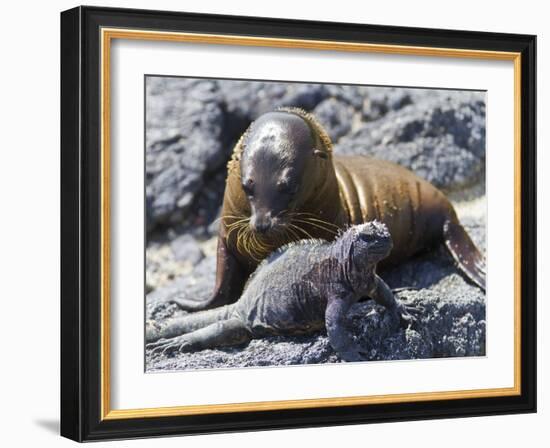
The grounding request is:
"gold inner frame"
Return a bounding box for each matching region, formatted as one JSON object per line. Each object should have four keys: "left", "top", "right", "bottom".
{"left": 100, "top": 27, "right": 522, "bottom": 421}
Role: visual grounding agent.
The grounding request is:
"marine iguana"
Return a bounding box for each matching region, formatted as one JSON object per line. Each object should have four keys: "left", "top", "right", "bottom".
{"left": 146, "top": 222, "right": 419, "bottom": 362}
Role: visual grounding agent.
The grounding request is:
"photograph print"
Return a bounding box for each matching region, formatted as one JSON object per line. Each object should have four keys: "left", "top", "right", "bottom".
{"left": 144, "top": 76, "right": 487, "bottom": 372}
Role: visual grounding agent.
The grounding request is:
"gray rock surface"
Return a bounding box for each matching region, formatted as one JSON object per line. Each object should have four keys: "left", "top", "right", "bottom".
{"left": 313, "top": 97, "right": 355, "bottom": 141}
{"left": 144, "top": 77, "right": 486, "bottom": 372}
{"left": 334, "top": 92, "right": 486, "bottom": 190}
{"left": 170, "top": 234, "right": 204, "bottom": 264}
{"left": 147, "top": 284, "right": 485, "bottom": 371}
{"left": 146, "top": 79, "right": 228, "bottom": 231}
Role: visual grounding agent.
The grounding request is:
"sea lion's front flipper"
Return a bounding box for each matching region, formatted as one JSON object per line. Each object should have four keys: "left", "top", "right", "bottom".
{"left": 443, "top": 219, "right": 486, "bottom": 291}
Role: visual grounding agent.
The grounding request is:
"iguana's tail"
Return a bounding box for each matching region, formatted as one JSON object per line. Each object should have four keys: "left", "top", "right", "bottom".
{"left": 443, "top": 218, "right": 486, "bottom": 291}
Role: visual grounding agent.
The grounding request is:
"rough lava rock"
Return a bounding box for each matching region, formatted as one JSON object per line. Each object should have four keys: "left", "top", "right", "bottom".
{"left": 313, "top": 97, "right": 355, "bottom": 142}
{"left": 146, "top": 79, "right": 229, "bottom": 230}
{"left": 170, "top": 234, "right": 204, "bottom": 264}
{"left": 334, "top": 91, "right": 486, "bottom": 190}
{"left": 361, "top": 87, "right": 413, "bottom": 121}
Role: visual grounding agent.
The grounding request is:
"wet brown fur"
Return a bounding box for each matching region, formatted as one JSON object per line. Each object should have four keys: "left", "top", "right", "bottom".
{"left": 222, "top": 107, "right": 456, "bottom": 270}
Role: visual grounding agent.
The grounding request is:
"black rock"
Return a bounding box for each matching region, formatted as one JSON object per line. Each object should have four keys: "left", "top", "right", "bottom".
{"left": 313, "top": 98, "right": 354, "bottom": 141}
{"left": 335, "top": 92, "right": 486, "bottom": 190}
{"left": 362, "top": 87, "right": 413, "bottom": 121}
{"left": 325, "top": 85, "right": 368, "bottom": 109}
{"left": 146, "top": 79, "right": 228, "bottom": 230}
{"left": 218, "top": 81, "right": 330, "bottom": 122}
{"left": 146, "top": 256, "right": 216, "bottom": 321}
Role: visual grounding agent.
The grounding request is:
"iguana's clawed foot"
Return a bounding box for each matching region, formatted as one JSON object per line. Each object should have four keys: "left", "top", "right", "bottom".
{"left": 146, "top": 335, "right": 195, "bottom": 357}
{"left": 393, "top": 302, "right": 423, "bottom": 328}
{"left": 145, "top": 320, "right": 163, "bottom": 343}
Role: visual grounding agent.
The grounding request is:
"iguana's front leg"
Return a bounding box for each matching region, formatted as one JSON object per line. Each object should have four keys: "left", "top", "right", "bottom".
{"left": 370, "top": 275, "right": 420, "bottom": 327}
{"left": 325, "top": 291, "right": 364, "bottom": 362}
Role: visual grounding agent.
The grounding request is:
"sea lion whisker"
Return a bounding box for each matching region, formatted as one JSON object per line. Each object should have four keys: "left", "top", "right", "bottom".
{"left": 261, "top": 234, "right": 277, "bottom": 253}
{"left": 250, "top": 230, "right": 266, "bottom": 259}
{"left": 292, "top": 219, "right": 338, "bottom": 235}
{"left": 225, "top": 220, "right": 250, "bottom": 241}
{"left": 220, "top": 216, "right": 250, "bottom": 230}
{"left": 237, "top": 225, "right": 250, "bottom": 256}
{"left": 294, "top": 216, "right": 339, "bottom": 230}
{"left": 246, "top": 233, "right": 258, "bottom": 260}
{"left": 289, "top": 213, "right": 340, "bottom": 229}
{"left": 301, "top": 217, "right": 340, "bottom": 229}
{"left": 225, "top": 224, "right": 239, "bottom": 242}
{"left": 244, "top": 228, "right": 255, "bottom": 256}
{"left": 285, "top": 225, "right": 301, "bottom": 242}
{"left": 226, "top": 223, "right": 243, "bottom": 233}
{"left": 226, "top": 218, "right": 251, "bottom": 233}
{"left": 226, "top": 220, "right": 247, "bottom": 242}
{"left": 289, "top": 223, "right": 315, "bottom": 240}
{"left": 220, "top": 214, "right": 248, "bottom": 220}
{"left": 278, "top": 209, "right": 291, "bottom": 218}
{"left": 235, "top": 226, "right": 243, "bottom": 253}
{"left": 226, "top": 221, "right": 249, "bottom": 233}
{"left": 248, "top": 231, "right": 267, "bottom": 262}
{"left": 224, "top": 217, "right": 250, "bottom": 227}
{"left": 249, "top": 231, "right": 262, "bottom": 254}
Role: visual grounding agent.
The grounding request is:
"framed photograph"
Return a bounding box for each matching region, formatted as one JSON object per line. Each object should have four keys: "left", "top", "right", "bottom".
{"left": 60, "top": 6, "right": 536, "bottom": 441}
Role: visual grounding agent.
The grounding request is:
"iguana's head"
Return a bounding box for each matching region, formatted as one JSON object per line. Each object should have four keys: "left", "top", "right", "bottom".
{"left": 335, "top": 221, "right": 393, "bottom": 280}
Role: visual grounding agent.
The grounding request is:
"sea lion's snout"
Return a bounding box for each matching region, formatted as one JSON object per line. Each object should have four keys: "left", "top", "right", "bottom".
{"left": 250, "top": 209, "right": 289, "bottom": 234}
{"left": 250, "top": 211, "right": 273, "bottom": 234}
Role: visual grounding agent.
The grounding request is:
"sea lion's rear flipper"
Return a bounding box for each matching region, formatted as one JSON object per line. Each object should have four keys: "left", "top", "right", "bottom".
{"left": 443, "top": 219, "right": 486, "bottom": 291}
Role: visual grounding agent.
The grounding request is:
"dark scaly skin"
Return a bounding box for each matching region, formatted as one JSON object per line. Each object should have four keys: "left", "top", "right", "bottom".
{"left": 165, "top": 108, "right": 485, "bottom": 313}
{"left": 147, "top": 222, "right": 419, "bottom": 361}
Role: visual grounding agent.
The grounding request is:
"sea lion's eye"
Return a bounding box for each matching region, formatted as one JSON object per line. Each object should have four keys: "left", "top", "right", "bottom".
{"left": 313, "top": 148, "right": 328, "bottom": 159}
{"left": 242, "top": 179, "right": 254, "bottom": 196}
{"left": 277, "top": 181, "right": 297, "bottom": 195}
{"left": 277, "top": 181, "right": 287, "bottom": 192}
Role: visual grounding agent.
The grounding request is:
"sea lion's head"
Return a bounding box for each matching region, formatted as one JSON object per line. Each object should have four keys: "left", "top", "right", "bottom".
{"left": 239, "top": 110, "right": 330, "bottom": 235}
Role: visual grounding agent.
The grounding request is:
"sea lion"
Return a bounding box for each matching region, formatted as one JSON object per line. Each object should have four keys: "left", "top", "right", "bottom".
{"left": 171, "top": 107, "right": 485, "bottom": 311}
{"left": 147, "top": 222, "right": 419, "bottom": 361}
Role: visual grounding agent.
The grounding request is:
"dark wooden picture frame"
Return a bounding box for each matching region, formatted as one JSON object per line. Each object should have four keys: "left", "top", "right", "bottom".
{"left": 61, "top": 5, "right": 536, "bottom": 442}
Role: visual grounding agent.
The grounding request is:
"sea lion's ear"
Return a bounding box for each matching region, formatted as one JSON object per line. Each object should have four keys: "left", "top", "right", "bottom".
{"left": 312, "top": 148, "right": 328, "bottom": 159}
